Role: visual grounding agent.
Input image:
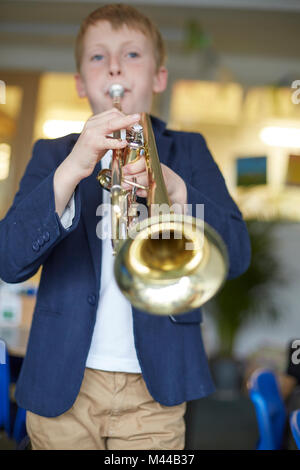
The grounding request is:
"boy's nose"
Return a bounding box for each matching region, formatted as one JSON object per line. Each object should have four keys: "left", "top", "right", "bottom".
{"left": 109, "top": 57, "right": 122, "bottom": 76}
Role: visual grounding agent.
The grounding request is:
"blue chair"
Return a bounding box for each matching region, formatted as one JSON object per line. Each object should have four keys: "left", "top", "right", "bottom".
{"left": 0, "top": 346, "right": 10, "bottom": 435}
{"left": 248, "top": 368, "right": 286, "bottom": 450}
{"left": 290, "top": 409, "right": 300, "bottom": 449}
{"left": 0, "top": 342, "right": 27, "bottom": 445}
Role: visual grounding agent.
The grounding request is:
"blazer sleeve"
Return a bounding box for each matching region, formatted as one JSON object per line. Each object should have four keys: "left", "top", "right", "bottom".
{"left": 0, "top": 138, "right": 81, "bottom": 283}
{"left": 185, "top": 133, "right": 251, "bottom": 279}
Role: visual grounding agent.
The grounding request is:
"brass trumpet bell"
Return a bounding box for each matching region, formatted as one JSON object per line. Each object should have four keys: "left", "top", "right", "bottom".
{"left": 114, "top": 213, "right": 228, "bottom": 315}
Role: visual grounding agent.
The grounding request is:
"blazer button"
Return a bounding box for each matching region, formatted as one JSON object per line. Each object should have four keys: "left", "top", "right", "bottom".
{"left": 87, "top": 294, "right": 96, "bottom": 306}
{"left": 43, "top": 231, "right": 50, "bottom": 242}
{"left": 32, "top": 241, "right": 40, "bottom": 252}
{"left": 37, "top": 236, "right": 44, "bottom": 247}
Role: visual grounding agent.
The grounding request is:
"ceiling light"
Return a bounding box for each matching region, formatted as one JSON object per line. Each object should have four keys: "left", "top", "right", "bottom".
{"left": 260, "top": 126, "right": 300, "bottom": 148}
{"left": 43, "top": 120, "right": 84, "bottom": 138}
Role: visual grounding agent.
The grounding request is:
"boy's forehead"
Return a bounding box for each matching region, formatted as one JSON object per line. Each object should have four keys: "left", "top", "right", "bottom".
{"left": 84, "top": 21, "right": 150, "bottom": 47}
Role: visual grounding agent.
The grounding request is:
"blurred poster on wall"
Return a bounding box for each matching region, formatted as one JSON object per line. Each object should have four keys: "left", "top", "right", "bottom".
{"left": 285, "top": 154, "right": 300, "bottom": 186}
{"left": 236, "top": 156, "right": 267, "bottom": 187}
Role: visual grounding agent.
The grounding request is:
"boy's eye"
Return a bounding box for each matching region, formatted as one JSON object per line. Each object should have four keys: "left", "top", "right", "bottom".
{"left": 127, "top": 52, "right": 139, "bottom": 58}
{"left": 91, "top": 54, "right": 104, "bottom": 61}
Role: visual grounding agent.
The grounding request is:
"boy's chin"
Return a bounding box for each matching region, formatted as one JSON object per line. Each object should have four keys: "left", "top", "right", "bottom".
{"left": 91, "top": 99, "right": 151, "bottom": 116}
{"left": 122, "top": 104, "right": 151, "bottom": 115}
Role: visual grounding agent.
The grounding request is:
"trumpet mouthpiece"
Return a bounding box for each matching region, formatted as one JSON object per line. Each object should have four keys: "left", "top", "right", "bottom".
{"left": 109, "top": 84, "right": 125, "bottom": 99}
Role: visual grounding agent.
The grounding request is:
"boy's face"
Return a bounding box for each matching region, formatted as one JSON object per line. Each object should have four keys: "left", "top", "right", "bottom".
{"left": 75, "top": 21, "right": 168, "bottom": 115}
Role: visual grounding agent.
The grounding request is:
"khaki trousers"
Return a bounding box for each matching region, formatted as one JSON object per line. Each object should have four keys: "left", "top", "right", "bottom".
{"left": 26, "top": 368, "right": 186, "bottom": 450}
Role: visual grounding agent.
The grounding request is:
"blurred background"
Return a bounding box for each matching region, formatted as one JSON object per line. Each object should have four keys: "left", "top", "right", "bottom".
{"left": 1, "top": 0, "right": 300, "bottom": 450}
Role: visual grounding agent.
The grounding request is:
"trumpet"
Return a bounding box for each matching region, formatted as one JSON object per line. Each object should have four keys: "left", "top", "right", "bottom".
{"left": 97, "top": 84, "right": 228, "bottom": 316}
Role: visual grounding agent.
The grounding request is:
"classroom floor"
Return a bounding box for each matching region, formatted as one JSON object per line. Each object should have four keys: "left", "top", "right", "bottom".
{"left": 0, "top": 431, "right": 16, "bottom": 450}
{"left": 184, "top": 393, "right": 259, "bottom": 450}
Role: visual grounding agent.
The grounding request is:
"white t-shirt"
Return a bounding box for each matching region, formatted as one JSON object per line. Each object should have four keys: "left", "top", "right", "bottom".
{"left": 61, "top": 150, "right": 141, "bottom": 373}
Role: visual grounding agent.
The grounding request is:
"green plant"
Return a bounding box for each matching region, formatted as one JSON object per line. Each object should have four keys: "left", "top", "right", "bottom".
{"left": 184, "top": 20, "right": 212, "bottom": 52}
{"left": 206, "top": 220, "right": 285, "bottom": 357}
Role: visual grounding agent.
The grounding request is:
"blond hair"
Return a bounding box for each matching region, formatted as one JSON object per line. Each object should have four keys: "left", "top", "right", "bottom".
{"left": 75, "top": 4, "right": 166, "bottom": 72}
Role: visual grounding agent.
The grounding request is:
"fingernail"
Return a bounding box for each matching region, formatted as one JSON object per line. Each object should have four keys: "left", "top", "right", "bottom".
{"left": 132, "top": 114, "right": 140, "bottom": 119}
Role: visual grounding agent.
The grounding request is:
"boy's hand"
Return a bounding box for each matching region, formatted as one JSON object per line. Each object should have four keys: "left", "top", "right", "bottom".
{"left": 122, "top": 158, "right": 187, "bottom": 206}
{"left": 54, "top": 108, "right": 140, "bottom": 217}
{"left": 68, "top": 108, "right": 140, "bottom": 180}
{"left": 161, "top": 163, "right": 187, "bottom": 206}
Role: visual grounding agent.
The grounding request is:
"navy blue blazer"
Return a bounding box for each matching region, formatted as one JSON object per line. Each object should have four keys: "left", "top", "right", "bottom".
{"left": 0, "top": 116, "right": 250, "bottom": 417}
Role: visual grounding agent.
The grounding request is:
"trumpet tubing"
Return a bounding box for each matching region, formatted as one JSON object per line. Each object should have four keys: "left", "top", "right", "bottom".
{"left": 97, "top": 84, "right": 228, "bottom": 315}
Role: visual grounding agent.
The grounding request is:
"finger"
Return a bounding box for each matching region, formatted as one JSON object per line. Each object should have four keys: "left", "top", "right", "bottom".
{"left": 123, "top": 156, "right": 146, "bottom": 175}
{"left": 122, "top": 173, "right": 148, "bottom": 190}
{"left": 103, "top": 137, "right": 128, "bottom": 149}
{"left": 105, "top": 114, "right": 140, "bottom": 134}
{"left": 134, "top": 173, "right": 148, "bottom": 187}
{"left": 90, "top": 108, "right": 124, "bottom": 120}
{"left": 85, "top": 109, "right": 125, "bottom": 128}
{"left": 136, "top": 189, "right": 148, "bottom": 198}
{"left": 122, "top": 184, "right": 148, "bottom": 198}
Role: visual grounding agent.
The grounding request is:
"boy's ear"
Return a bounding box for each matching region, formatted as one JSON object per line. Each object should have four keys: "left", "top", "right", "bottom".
{"left": 153, "top": 66, "right": 168, "bottom": 94}
{"left": 74, "top": 73, "right": 87, "bottom": 98}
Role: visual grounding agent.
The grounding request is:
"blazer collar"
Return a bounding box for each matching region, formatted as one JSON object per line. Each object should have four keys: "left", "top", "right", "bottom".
{"left": 151, "top": 114, "right": 167, "bottom": 134}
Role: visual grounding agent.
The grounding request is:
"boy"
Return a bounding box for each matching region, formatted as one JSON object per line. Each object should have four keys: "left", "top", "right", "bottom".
{"left": 0, "top": 4, "right": 251, "bottom": 450}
